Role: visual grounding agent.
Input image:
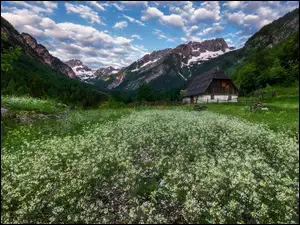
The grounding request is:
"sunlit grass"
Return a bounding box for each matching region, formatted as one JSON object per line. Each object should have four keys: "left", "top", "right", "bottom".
{"left": 1, "top": 95, "right": 63, "bottom": 114}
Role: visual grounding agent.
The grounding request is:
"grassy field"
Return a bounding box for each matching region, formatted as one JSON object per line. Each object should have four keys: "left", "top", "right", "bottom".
{"left": 1, "top": 86, "right": 299, "bottom": 224}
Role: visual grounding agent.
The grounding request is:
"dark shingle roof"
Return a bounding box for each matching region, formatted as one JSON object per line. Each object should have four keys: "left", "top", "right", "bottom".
{"left": 184, "top": 67, "right": 231, "bottom": 97}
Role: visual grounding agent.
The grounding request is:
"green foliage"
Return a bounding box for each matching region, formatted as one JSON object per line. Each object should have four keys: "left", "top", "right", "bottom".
{"left": 136, "top": 82, "right": 154, "bottom": 102}
{"left": 1, "top": 32, "right": 22, "bottom": 72}
{"left": 99, "top": 96, "right": 126, "bottom": 109}
{"left": 233, "top": 31, "right": 299, "bottom": 94}
{"left": 1, "top": 95, "right": 63, "bottom": 114}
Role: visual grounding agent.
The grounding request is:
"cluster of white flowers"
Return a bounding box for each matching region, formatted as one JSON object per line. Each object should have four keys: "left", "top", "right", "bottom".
{"left": 2, "top": 109, "right": 299, "bottom": 223}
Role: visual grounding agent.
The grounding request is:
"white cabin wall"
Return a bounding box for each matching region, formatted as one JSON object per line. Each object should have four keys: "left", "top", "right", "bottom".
{"left": 182, "top": 95, "right": 238, "bottom": 103}
{"left": 196, "top": 95, "right": 238, "bottom": 103}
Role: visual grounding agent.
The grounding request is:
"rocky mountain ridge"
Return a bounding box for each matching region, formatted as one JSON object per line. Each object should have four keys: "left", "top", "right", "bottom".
{"left": 1, "top": 16, "right": 76, "bottom": 78}
{"left": 106, "top": 38, "right": 234, "bottom": 91}
{"left": 64, "top": 59, "right": 119, "bottom": 82}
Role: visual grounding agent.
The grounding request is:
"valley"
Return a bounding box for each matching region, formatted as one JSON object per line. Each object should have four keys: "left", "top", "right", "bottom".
{"left": 1, "top": 3, "right": 299, "bottom": 224}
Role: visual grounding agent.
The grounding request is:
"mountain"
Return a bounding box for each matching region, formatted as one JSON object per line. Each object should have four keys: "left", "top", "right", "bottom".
{"left": 1, "top": 17, "right": 75, "bottom": 79}
{"left": 245, "top": 8, "right": 299, "bottom": 49}
{"left": 94, "top": 66, "right": 120, "bottom": 76}
{"left": 104, "top": 8, "right": 299, "bottom": 93}
{"left": 105, "top": 38, "right": 234, "bottom": 91}
{"left": 1, "top": 16, "right": 107, "bottom": 107}
{"left": 65, "top": 59, "right": 119, "bottom": 83}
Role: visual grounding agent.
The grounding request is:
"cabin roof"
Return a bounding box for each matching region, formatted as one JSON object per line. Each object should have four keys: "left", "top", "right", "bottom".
{"left": 184, "top": 67, "right": 235, "bottom": 97}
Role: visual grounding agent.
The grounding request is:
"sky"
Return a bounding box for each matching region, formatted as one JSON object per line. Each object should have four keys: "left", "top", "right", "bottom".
{"left": 1, "top": 1, "right": 299, "bottom": 69}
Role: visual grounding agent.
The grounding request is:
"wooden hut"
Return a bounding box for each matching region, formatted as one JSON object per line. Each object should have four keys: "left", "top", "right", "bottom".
{"left": 182, "top": 67, "right": 239, "bottom": 103}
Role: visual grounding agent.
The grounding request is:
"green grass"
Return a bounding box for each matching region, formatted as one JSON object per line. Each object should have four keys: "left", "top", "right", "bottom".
{"left": 1, "top": 95, "right": 65, "bottom": 114}
{"left": 1, "top": 108, "right": 133, "bottom": 150}
{"left": 192, "top": 84, "right": 299, "bottom": 135}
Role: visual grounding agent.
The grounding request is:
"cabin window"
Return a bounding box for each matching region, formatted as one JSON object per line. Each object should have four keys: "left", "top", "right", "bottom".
{"left": 222, "top": 81, "right": 229, "bottom": 88}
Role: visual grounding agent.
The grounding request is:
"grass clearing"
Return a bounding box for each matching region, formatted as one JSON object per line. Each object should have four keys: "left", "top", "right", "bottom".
{"left": 1, "top": 95, "right": 64, "bottom": 114}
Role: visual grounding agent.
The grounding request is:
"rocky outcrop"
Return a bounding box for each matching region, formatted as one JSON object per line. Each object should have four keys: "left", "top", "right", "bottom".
{"left": 64, "top": 59, "right": 120, "bottom": 82}
{"left": 94, "top": 66, "right": 119, "bottom": 76}
{"left": 21, "top": 33, "right": 76, "bottom": 78}
{"left": 1, "top": 16, "right": 76, "bottom": 79}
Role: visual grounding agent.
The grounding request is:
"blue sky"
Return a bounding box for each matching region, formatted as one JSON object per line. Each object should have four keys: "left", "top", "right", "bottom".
{"left": 1, "top": 1, "right": 299, "bottom": 69}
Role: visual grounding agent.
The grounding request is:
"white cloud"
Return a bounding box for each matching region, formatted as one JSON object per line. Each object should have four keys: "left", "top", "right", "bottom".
{"left": 160, "top": 14, "right": 184, "bottom": 27}
{"left": 112, "top": 3, "right": 125, "bottom": 11}
{"left": 158, "top": 34, "right": 167, "bottom": 39}
{"left": 88, "top": 1, "right": 105, "bottom": 11}
{"left": 113, "top": 21, "right": 128, "bottom": 29}
{"left": 1, "top": 9, "right": 42, "bottom": 27}
{"left": 141, "top": 7, "right": 184, "bottom": 27}
{"left": 23, "top": 25, "right": 44, "bottom": 36}
{"left": 190, "top": 1, "right": 221, "bottom": 22}
{"left": 141, "top": 7, "right": 164, "bottom": 20}
{"left": 166, "top": 37, "right": 176, "bottom": 42}
{"left": 225, "top": 38, "right": 234, "bottom": 46}
{"left": 244, "top": 14, "right": 260, "bottom": 25}
{"left": 40, "top": 18, "right": 56, "bottom": 29}
{"left": 121, "top": 1, "right": 148, "bottom": 7}
{"left": 168, "top": 1, "right": 220, "bottom": 26}
{"left": 44, "top": 28, "right": 73, "bottom": 40}
{"left": 223, "top": 1, "right": 245, "bottom": 10}
{"left": 42, "top": 1, "right": 58, "bottom": 9}
{"left": 65, "top": 3, "right": 105, "bottom": 25}
{"left": 200, "top": 25, "right": 224, "bottom": 35}
{"left": 124, "top": 14, "right": 146, "bottom": 26}
{"left": 131, "top": 35, "right": 142, "bottom": 40}
{"left": 153, "top": 29, "right": 177, "bottom": 42}
{"left": 7, "top": 1, "right": 56, "bottom": 14}
{"left": 225, "top": 11, "right": 246, "bottom": 25}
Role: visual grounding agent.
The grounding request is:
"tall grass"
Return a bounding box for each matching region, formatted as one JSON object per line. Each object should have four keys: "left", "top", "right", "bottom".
{"left": 1, "top": 95, "right": 63, "bottom": 114}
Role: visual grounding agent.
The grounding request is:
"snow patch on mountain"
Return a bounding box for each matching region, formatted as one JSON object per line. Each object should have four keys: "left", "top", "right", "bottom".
{"left": 131, "top": 58, "right": 160, "bottom": 72}
{"left": 187, "top": 48, "right": 230, "bottom": 65}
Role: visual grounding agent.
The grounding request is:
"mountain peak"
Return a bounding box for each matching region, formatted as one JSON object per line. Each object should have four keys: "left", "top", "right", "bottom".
{"left": 65, "top": 59, "right": 84, "bottom": 67}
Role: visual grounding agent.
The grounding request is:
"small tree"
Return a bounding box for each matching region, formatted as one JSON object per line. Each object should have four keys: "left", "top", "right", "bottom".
{"left": 1, "top": 32, "right": 22, "bottom": 72}
{"left": 136, "top": 82, "right": 154, "bottom": 102}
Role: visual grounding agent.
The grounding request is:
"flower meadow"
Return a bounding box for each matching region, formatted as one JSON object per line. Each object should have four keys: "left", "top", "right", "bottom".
{"left": 1, "top": 109, "right": 299, "bottom": 224}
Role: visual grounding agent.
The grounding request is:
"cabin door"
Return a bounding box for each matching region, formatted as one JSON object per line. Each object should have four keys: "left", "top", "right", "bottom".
{"left": 190, "top": 96, "right": 194, "bottom": 104}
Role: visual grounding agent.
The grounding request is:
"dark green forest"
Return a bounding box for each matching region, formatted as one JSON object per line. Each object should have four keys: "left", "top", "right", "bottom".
{"left": 1, "top": 54, "right": 108, "bottom": 107}
{"left": 231, "top": 31, "right": 299, "bottom": 95}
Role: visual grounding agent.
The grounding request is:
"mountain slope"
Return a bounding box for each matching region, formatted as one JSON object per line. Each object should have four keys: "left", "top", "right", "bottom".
{"left": 1, "top": 16, "right": 76, "bottom": 78}
{"left": 245, "top": 8, "right": 299, "bottom": 49}
{"left": 64, "top": 59, "right": 120, "bottom": 85}
{"left": 1, "top": 17, "right": 107, "bottom": 107}
{"left": 108, "top": 38, "right": 234, "bottom": 91}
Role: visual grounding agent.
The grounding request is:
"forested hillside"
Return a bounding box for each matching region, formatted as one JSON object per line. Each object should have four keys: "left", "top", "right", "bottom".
{"left": 1, "top": 20, "right": 107, "bottom": 108}
{"left": 232, "top": 30, "right": 299, "bottom": 95}
{"left": 1, "top": 53, "right": 108, "bottom": 107}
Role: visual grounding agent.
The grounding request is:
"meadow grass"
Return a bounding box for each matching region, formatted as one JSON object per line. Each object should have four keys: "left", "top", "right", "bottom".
{"left": 1, "top": 109, "right": 298, "bottom": 224}
{"left": 1, "top": 95, "right": 64, "bottom": 114}
{"left": 1, "top": 86, "right": 299, "bottom": 223}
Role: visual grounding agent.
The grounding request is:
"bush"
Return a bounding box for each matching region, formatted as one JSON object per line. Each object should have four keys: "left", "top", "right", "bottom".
{"left": 99, "top": 96, "right": 127, "bottom": 109}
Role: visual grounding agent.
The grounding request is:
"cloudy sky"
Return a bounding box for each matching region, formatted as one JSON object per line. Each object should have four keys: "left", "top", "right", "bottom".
{"left": 1, "top": 1, "right": 299, "bottom": 69}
